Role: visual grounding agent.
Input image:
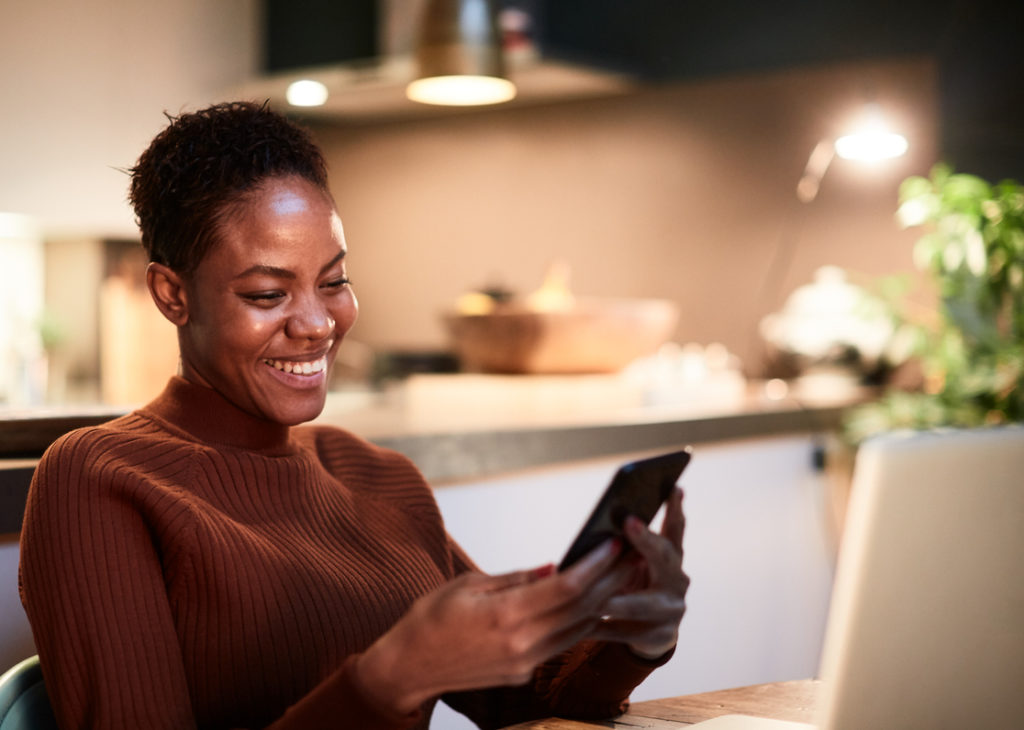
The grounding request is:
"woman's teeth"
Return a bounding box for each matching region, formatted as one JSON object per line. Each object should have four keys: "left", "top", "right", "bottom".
{"left": 263, "top": 356, "right": 327, "bottom": 375}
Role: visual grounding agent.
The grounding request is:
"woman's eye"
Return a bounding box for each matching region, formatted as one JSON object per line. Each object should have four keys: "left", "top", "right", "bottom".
{"left": 241, "top": 291, "right": 285, "bottom": 304}
{"left": 322, "top": 276, "right": 351, "bottom": 290}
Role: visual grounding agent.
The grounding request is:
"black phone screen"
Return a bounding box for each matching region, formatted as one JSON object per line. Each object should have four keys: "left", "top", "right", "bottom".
{"left": 558, "top": 448, "right": 692, "bottom": 571}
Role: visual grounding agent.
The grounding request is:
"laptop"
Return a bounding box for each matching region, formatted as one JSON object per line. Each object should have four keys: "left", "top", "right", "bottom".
{"left": 690, "top": 426, "right": 1024, "bottom": 729}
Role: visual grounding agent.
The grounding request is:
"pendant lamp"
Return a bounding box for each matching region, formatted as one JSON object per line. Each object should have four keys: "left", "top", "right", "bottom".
{"left": 406, "top": 0, "right": 517, "bottom": 106}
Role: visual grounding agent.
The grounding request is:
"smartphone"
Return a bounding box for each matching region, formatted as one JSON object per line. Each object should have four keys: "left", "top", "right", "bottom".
{"left": 558, "top": 447, "right": 692, "bottom": 571}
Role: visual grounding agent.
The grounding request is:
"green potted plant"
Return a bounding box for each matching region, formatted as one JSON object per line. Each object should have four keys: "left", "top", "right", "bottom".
{"left": 844, "top": 164, "right": 1024, "bottom": 442}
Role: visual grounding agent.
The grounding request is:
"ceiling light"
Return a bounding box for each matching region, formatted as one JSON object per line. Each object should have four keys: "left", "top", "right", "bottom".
{"left": 407, "top": 75, "right": 515, "bottom": 106}
{"left": 286, "top": 79, "right": 329, "bottom": 107}
{"left": 407, "top": 0, "right": 516, "bottom": 107}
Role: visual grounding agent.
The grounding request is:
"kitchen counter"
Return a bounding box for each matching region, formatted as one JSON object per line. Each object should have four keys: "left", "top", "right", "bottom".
{"left": 0, "top": 373, "right": 864, "bottom": 534}
{"left": 342, "top": 374, "right": 856, "bottom": 483}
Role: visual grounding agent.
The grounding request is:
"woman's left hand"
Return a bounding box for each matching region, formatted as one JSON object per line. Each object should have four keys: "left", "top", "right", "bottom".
{"left": 589, "top": 486, "right": 689, "bottom": 659}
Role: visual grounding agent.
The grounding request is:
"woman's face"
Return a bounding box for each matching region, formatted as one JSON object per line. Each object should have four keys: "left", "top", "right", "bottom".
{"left": 178, "top": 175, "right": 358, "bottom": 426}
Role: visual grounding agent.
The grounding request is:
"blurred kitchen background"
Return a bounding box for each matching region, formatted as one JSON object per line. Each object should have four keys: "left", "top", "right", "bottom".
{"left": 4, "top": 0, "right": 1020, "bottom": 409}
{"left": 4, "top": 4, "right": 1024, "bottom": 727}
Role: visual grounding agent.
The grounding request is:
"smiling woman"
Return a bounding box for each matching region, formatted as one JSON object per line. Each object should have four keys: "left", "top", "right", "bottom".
{"left": 17, "top": 101, "right": 689, "bottom": 730}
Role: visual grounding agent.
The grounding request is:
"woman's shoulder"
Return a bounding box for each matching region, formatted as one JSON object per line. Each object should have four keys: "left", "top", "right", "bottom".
{"left": 34, "top": 410, "right": 198, "bottom": 495}
{"left": 297, "top": 424, "right": 414, "bottom": 468}
{"left": 43, "top": 410, "right": 195, "bottom": 462}
{"left": 296, "top": 425, "right": 434, "bottom": 497}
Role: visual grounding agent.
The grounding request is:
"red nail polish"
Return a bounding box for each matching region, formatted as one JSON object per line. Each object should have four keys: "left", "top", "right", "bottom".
{"left": 533, "top": 563, "right": 555, "bottom": 579}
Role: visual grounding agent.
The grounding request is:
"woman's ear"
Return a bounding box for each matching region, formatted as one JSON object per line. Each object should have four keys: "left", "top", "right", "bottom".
{"left": 146, "top": 262, "right": 190, "bottom": 326}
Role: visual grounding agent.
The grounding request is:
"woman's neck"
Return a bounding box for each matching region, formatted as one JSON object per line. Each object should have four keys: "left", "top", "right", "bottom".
{"left": 144, "top": 376, "right": 295, "bottom": 454}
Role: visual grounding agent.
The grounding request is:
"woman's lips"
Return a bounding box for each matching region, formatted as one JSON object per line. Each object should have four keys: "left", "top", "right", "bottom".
{"left": 261, "top": 356, "right": 328, "bottom": 375}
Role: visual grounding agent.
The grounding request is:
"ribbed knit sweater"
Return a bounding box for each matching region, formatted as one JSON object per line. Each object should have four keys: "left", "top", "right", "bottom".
{"left": 19, "top": 377, "right": 664, "bottom": 729}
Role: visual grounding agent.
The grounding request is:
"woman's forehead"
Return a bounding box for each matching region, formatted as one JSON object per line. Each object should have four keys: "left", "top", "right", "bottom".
{"left": 201, "top": 179, "right": 345, "bottom": 275}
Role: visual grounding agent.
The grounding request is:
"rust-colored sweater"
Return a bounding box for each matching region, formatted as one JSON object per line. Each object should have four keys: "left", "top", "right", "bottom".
{"left": 19, "top": 377, "right": 663, "bottom": 729}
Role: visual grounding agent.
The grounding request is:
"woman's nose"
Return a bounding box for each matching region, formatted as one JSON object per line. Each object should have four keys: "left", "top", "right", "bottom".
{"left": 286, "top": 295, "right": 335, "bottom": 340}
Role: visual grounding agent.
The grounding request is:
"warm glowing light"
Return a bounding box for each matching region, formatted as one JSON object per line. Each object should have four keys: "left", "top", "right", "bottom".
{"left": 406, "top": 75, "right": 516, "bottom": 106}
{"left": 286, "top": 80, "right": 329, "bottom": 107}
{"left": 796, "top": 103, "right": 909, "bottom": 202}
{"left": 834, "top": 105, "right": 908, "bottom": 162}
{"left": 835, "top": 131, "right": 908, "bottom": 161}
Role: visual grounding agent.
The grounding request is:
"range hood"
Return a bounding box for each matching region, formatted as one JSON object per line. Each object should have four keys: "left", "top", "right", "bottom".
{"left": 223, "top": 47, "right": 636, "bottom": 122}
{"left": 223, "top": 1, "right": 636, "bottom": 122}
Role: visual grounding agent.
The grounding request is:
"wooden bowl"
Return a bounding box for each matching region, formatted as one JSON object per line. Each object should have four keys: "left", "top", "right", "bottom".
{"left": 444, "top": 297, "right": 680, "bottom": 374}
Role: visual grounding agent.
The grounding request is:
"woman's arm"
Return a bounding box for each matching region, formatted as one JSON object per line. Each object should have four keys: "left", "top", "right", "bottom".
{"left": 19, "top": 430, "right": 200, "bottom": 730}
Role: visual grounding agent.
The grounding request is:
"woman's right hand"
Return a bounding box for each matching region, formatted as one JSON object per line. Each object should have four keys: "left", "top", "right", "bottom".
{"left": 354, "top": 538, "right": 630, "bottom": 715}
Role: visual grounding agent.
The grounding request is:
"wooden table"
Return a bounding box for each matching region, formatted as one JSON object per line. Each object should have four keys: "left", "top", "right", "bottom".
{"left": 503, "top": 679, "right": 820, "bottom": 728}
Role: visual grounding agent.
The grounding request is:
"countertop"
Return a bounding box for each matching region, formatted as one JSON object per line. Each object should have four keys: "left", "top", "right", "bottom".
{"left": 1, "top": 373, "right": 864, "bottom": 534}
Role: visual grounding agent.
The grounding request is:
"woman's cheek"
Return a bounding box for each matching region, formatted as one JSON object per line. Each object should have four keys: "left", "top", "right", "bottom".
{"left": 336, "top": 289, "right": 359, "bottom": 333}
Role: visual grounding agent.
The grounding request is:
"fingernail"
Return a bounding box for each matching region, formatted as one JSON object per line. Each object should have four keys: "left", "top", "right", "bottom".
{"left": 533, "top": 563, "right": 555, "bottom": 579}
{"left": 625, "top": 516, "right": 643, "bottom": 536}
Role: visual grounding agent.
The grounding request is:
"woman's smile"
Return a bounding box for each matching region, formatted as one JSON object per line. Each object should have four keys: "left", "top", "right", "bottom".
{"left": 261, "top": 355, "right": 329, "bottom": 376}
{"left": 260, "top": 353, "right": 331, "bottom": 391}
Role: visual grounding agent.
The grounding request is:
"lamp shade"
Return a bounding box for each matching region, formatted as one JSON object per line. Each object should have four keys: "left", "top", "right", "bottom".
{"left": 407, "top": 0, "right": 516, "bottom": 106}
{"left": 834, "top": 103, "right": 908, "bottom": 162}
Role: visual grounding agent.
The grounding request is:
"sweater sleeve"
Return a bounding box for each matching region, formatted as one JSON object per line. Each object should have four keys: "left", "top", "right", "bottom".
{"left": 19, "top": 429, "right": 200, "bottom": 730}
{"left": 440, "top": 640, "right": 671, "bottom": 729}
{"left": 262, "top": 655, "right": 422, "bottom": 730}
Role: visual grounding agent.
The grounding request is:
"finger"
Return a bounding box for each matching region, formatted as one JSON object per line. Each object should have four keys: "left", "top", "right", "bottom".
{"left": 599, "top": 591, "right": 687, "bottom": 624}
{"left": 660, "top": 487, "right": 685, "bottom": 548}
{"left": 624, "top": 516, "right": 682, "bottom": 578}
{"left": 557, "top": 537, "right": 623, "bottom": 590}
{"left": 578, "top": 560, "right": 636, "bottom": 611}
{"left": 455, "top": 565, "right": 553, "bottom": 597}
{"left": 588, "top": 591, "right": 686, "bottom": 653}
{"left": 524, "top": 613, "right": 603, "bottom": 665}
{"left": 508, "top": 557, "right": 634, "bottom": 656}
{"left": 516, "top": 538, "right": 622, "bottom": 612}
{"left": 587, "top": 617, "right": 680, "bottom": 659}
{"left": 482, "top": 564, "right": 558, "bottom": 594}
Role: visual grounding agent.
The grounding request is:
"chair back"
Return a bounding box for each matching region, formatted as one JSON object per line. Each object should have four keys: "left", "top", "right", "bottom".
{"left": 0, "top": 656, "right": 57, "bottom": 730}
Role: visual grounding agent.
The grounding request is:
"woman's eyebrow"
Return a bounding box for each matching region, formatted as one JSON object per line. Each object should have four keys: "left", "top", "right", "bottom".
{"left": 233, "top": 251, "right": 346, "bottom": 281}
{"left": 234, "top": 264, "right": 294, "bottom": 280}
{"left": 320, "top": 250, "right": 346, "bottom": 274}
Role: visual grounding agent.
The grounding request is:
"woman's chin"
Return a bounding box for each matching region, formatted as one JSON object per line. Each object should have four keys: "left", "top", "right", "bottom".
{"left": 256, "top": 364, "right": 331, "bottom": 424}
{"left": 249, "top": 385, "right": 328, "bottom": 426}
{"left": 265, "top": 394, "right": 327, "bottom": 426}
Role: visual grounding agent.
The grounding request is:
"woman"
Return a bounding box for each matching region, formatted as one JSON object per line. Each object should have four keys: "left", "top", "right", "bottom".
{"left": 19, "top": 102, "right": 689, "bottom": 730}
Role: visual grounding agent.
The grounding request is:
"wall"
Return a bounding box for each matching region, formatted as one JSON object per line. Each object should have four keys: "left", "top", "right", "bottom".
{"left": 0, "top": 0, "right": 259, "bottom": 238}
{"left": 0, "top": 0, "right": 260, "bottom": 405}
{"left": 314, "top": 57, "right": 938, "bottom": 374}
{"left": 1, "top": 5, "right": 938, "bottom": 395}
{"left": 0, "top": 216, "right": 45, "bottom": 405}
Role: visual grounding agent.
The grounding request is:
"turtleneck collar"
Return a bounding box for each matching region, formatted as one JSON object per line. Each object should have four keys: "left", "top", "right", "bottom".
{"left": 142, "top": 376, "right": 297, "bottom": 455}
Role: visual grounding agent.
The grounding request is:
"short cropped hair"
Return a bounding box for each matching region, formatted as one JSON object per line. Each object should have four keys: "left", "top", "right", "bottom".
{"left": 128, "top": 101, "right": 329, "bottom": 274}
